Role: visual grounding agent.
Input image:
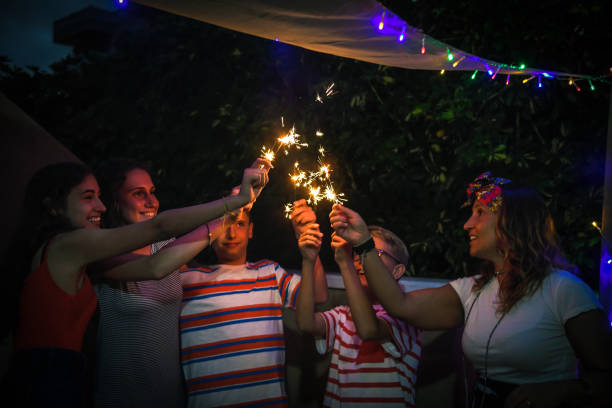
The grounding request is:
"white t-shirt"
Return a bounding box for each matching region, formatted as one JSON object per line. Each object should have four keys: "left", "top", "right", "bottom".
{"left": 450, "top": 270, "right": 601, "bottom": 384}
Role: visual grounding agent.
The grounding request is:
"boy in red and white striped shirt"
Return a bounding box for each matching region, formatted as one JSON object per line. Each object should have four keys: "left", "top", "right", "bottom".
{"left": 297, "top": 218, "right": 422, "bottom": 407}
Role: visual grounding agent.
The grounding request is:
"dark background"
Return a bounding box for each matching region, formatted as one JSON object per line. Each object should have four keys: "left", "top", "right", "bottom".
{"left": 1, "top": 0, "right": 610, "bottom": 288}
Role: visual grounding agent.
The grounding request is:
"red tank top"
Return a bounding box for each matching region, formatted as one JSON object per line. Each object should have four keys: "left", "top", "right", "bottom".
{"left": 15, "top": 242, "right": 97, "bottom": 351}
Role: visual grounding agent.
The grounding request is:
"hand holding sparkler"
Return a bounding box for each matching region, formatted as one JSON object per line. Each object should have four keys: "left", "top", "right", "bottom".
{"left": 236, "top": 163, "right": 270, "bottom": 207}
{"left": 329, "top": 204, "right": 370, "bottom": 247}
{"left": 297, "top": 223, "right": 323, "bottom": 263}
{"left": 250, "top": 157, "right": 273, "bottom": 200}
{"left": 330, "top": 231, "right": 353, "bottom": 268}
{"left": 290, "top": 199, "right": 317, "bottom": 239}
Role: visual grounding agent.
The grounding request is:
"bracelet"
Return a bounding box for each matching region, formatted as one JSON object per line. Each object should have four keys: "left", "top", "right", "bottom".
{"left": 353, "top": 236, "right": 375, "bottom": 255}
{"left": 205, "top": 223, "right": 212, "bottom": 246}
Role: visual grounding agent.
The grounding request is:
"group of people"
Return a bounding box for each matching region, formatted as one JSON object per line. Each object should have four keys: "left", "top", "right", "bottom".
{"left": 3, "top": 158, "right": 611, "bottom": 408}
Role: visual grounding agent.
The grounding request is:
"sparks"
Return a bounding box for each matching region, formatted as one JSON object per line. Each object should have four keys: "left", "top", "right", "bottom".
{"left": 315, "top": 93, "right": 323, "bottom": 103}
{"left": 260, "top": 146, "right": 275, "bottom": 162}
{"left": 284, "top": 203, "right": 294, "bottom": 219}
{"left": 315, "top": 130, "right": 324, "bottom": 137}
{"left": 325, "top": 83, "right": 337, "bottom": 97}
{"left": 308, "top": 186, "right": 322, "bottom": 205}
{"left": 324, "top": 184, "right": 347, "bottom": 204}
{"left": 278, "top": 126, "right": 308, "bottom": 150}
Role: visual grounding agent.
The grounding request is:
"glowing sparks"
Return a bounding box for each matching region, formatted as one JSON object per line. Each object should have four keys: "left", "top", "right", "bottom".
{"left": 315, "top": 130, "right": 324, "bottom": 137}
{"left": 261, "top": 146, "right": 275, "bottom": 162}
{"left": 286, "top": 153, "right": 346, "bottom": 208}
{"left": 278, "top": 126, "right": 308, "bottom": 153}
{"left": 323, "top": 184, "right": 345, "bottom": 204}
{"left": 260, "top": 125, "right": 308, "bottom": 164}
{"left": 325, "top": 83, "right": 337, "bottom": 97}
{"left": 315, "top": 83, "right": 338, "bottom": 103}
{"left": 284, "top": 203, "right": 294, "bottom": 219}
{"left": 308, "top": 186, "right": 322, "bottom": 205}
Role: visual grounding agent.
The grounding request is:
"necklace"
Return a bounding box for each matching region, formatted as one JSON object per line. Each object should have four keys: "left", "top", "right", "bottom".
{"left": 463, "top": 280, "right": 507, "bottom": 408}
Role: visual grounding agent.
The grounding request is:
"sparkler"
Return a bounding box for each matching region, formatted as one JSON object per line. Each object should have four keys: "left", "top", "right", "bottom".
{"left": 260, "top": 125, "right": 309, "bottom": 164}
{"left": 314, "top": 83, "right": 338, "bottom": 104}
{"left": 260, "top": 82, "right": 347, "bottom": 219}
{"left": 285, "top": 153, "right": 347, "bottom": 211}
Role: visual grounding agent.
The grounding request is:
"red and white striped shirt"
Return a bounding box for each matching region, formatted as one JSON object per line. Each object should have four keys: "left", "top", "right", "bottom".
{"left": 180, "top": 261, "right": 300, "bottom": 408}
{"left": 316, "top": 304, "right": 422, "bottom": 407}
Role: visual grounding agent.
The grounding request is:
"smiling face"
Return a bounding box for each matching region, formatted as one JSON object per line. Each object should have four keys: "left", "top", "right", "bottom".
{"left": 212, "top": 210, "right": 253, "bottom": 265}
{"left": 116, "top": 168, "right": 159, "bottom": 225}
{"left": 464, "top": 201, "right": 504, "bottom": 268}
{"left": 62, "top": 174, "right": 106, "bottom": 229}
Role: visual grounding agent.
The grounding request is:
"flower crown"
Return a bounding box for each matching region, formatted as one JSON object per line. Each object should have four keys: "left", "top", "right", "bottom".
{"left": 463, "top": 171, "right": 511, "bottom": 212}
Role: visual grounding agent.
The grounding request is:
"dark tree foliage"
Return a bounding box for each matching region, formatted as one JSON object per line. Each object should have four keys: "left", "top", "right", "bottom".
{"left": 0, "top": 3, "right": 607, "bottom": 286}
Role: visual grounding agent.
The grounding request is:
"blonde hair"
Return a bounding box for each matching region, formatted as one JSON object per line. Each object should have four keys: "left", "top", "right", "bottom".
{"left": 368, "top": 225, "right": 410, "bottom": 266}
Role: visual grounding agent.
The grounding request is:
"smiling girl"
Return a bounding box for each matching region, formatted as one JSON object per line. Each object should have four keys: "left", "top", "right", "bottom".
{"left": 8, "top": 160, "right": 268, "bottom": 407}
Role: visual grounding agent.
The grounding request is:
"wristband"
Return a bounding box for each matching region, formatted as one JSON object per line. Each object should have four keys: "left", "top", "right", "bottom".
{"left": 205, "top": 223, "right": 212, "bottom": 246}
{"left": 353, "top": 236, "right": 375, "bottom": 255}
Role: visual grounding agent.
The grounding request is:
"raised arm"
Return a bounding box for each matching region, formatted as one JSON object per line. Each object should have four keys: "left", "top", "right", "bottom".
{"left": 295, "top": 223, "right": 326, "bottom": 336}
{"left": 98, "top": 217, "right": 224, "bottom": 281}
{"left": 291, "top": 199, "right": 328, "bottom": 304}
{"left": 329, "top": 204, "right": 463, "bottom": 330}
{"left": 331, "top": 232, "right": 391, "bottom": 341}
{"left": 49, "top": 161, "right": 271, "bottom": 290}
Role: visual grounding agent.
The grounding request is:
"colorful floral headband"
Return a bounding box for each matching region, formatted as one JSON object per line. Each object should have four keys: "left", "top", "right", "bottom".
{"left": 463, "top": 172, "right": 511, "bottom": 212}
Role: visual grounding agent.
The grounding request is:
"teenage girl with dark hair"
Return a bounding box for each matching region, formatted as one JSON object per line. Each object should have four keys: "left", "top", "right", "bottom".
{"left": 7, "top": 160, "right": 269, "bottom": 407}
{"left": 91, "top": 158, "right": 270, "bottom": 408}
{"left": 330, "top": 172, "right": 611, "bottom": 408}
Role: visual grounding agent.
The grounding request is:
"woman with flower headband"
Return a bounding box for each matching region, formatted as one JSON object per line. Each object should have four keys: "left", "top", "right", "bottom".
{"left": 329, "top": 172, "right": 611, "bottom": 408}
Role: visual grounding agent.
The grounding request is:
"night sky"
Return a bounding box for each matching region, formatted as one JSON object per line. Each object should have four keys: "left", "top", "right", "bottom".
{"left": 1, "top": 0, "right": 115, "bottom": 70}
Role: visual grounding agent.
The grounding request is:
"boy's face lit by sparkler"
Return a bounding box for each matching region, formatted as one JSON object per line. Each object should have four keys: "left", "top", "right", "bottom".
{"left": 212, "top": 210, "right": 253, "bottom": 265}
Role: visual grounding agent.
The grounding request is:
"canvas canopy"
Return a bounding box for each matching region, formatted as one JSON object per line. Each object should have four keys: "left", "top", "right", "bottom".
{"left": 133, "top": 0, "right": 583, "bottom": 79}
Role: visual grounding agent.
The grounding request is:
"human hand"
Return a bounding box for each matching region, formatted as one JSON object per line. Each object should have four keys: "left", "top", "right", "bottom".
{"left": 329, "top": 204, "right": 370, "bottom": 246}
{"left": 237, "top": 165, "right": 270, "bottom": 206}
{"left": 290, "top": 199, "right": 317, "bottom": 239}
{"left": 249, "top": 158, "right": 273, "bottom": 200}
{"left": 330, "top": 232, "right": 352, "bottom": 267}
{"left": 298, "top": 223, "right": 323, "bottom": 262}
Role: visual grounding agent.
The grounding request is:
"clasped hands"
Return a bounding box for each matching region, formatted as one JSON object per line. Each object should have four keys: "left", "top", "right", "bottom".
{"left": 291, "top": 200, "right": 369, "bottom": 265}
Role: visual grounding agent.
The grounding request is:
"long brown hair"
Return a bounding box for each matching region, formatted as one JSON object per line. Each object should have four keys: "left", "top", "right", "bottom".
{"left": 472, "top": 182, "right": 575, "bottom": 314}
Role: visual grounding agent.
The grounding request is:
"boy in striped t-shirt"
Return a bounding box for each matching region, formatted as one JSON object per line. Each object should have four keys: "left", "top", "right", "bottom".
{"left": 180, "top": 201, "right": 327, "bottom": 408}
{"left": 297, "top": 219, "right": 422, "bottom": 407}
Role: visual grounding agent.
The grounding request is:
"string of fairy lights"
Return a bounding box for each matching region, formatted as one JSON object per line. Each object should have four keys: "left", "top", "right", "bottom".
{"left": 374, "top": 5, "right": 611, "bottom": 91}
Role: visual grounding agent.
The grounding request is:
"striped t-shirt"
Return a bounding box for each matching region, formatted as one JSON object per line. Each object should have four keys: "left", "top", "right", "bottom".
{"left": 316, "top": 304, "right": 422, "bottom": 407}
{"left": 180, "top": 260, "right": 300, "bottom": 408}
